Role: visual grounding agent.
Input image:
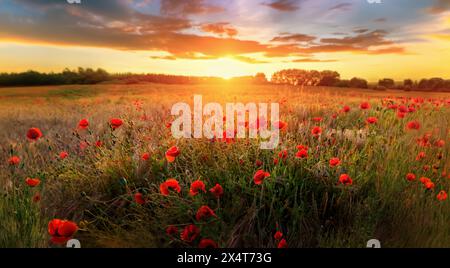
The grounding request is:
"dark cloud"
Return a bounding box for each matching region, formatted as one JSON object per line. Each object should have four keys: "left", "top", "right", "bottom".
{"left": 270, "top": 33, "right": 316, "bottom": 43}
{"left": 160, "top": 0, "right": 225, "bottom": 16}
{"left": 262, "top": 0, "right": 300, "bottom": 12}
{"left": 200, "top": 23, "right": 238, "bottom": 38}
{"left": 426, "top": 0, "right": 450, "bottom": 14}
{"left": 374, "top": 18, "right": 387, "bottom": 23}
{"left": 354, "top": 28, "right": 369, "bottom": 34}
{"left": 328, "top": 3, "right": 352, "bottom": 12}
{"left": 320, "top": 30, "right": 393, "bottom": 48}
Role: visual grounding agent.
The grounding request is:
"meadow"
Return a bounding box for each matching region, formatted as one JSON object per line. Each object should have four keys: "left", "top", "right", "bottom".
{"left": 0, "top": 83, "right": 449, "bottom": 248}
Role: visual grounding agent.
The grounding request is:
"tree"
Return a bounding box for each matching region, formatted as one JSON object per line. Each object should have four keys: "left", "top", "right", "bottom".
{"left": 349, "top": 77, "right": 368, "bottom": 89}
{"left": 378, "top": 78, "right": 395, "bottom": 88}
{"left": 254, "top": 73, "right": 268, "bottom": 84}
{"left": 318, "top": 70, "right": 340, "bottom": 86}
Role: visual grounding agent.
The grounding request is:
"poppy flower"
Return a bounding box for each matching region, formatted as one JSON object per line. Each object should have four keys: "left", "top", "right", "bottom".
{"left": 360, "top": 102, "right": 370, "bottom": 110}
{"left": 165, "top": 146, "right": 180, "bottom": 163}
{"left": 274, "top": 121, "right": 288, "bottom": 131}
{"left": 199, "top": 238, "right": 218, "bottom": 248}
{"left": 406, "top": 173, "right": 416, "bottom": 182}
{"left": 277, "top": 239, "right": 288, "bottom": 248}
{"left": 342, "top": 106, "right": 351, "bottom": 113}
{"left": 110, "top": 118, "right": 123, "bottom": 130}
{"left": 437, "top": 191, "right": 448, "bottom": 201}
{"left": 274, "top": 231, "right": 283, "bottom": 240}
{"left": 435, "top": 140, "right": 445, "bottom": 148}
{"left": 134, "top": 192, "right": 145, "bottom": 205}
{"left": 338, "top": 174, "right": 353, "bottom": 186}
{"left": 59, "top": 151, "right": 69, "bottom": 160}
{"left": 397, "top": 111, "right": 406, "bottom": 119}
{"left": 296, "top": 145, "right": 308, "bottom": 151}
{"left": 190, "top": 180, "right": 206, "bottom": 196}
{"left": 8, "top": 156, "right": 20, "bottom": 165}
{"left": 78, "top": 119, "right": 89, "bottom": 130}
{"left": 181, "top": 224, "right": 200, "bottom": 242}
{"left": 406, "top": 121, "right": 420, "bottom": 130}
{"left": 416, "top": 152, "right": 426, "bottom": 161}
{"left": 253, "top": 170, "right": 270, "bottom": 185}
{"left": 278, "top": 150, "right": 288, "bottom": 160}
{"left": 312, "top": 117, "right": 323, "bottom": 122}
{"left": 32, "top": 192, "right": 41, "bottom": 203}
{"left": 141, "top": 153, "right": 150, "bottom": 161}
{"left": 273, "top": 158, "right": 279, "bottom": 165}
{"left": 166, "top": 226, "right": 179, "bottom": 236}
{"left": 25, "top": 178, "right": 41, "bottom": 187}
{"left": 209, "top": 183, "right": 224, "bottom": 198}
{"left": 27, "top": 128, "right": 42, "bottom": 141}
{"left": 95, "top": 140, "right": 103, "bottom": 147}
{"left": 295, "top": 149, "right": 308, "bottom": 159}
{"left": 425, "top": 181, "right": 435, "bottom": 190}
{"left": 366, "top": 117, "right": 378, "bottom": 124}
{"left": 311, "top": 126, "right": 322, "bottom": 137}
{"left": 79, "top": 141, "right": 89, "bottom": 150}
{"left": 255, "top": 160, "right": 263, "bottom": 167}
{"left": 195, "top": 205, "right": 216, "bottom": 221}
{"left": 48, "top": 219, "right": 78, "bottom": 244}
{"left": 420, "top": 177, "right": 431, "bottom": 184}
{"left": 329, "top": 158, "right": 341, "bottom": 167}
{"left": 160, "top": 178, "right": 181, "bottom": 196}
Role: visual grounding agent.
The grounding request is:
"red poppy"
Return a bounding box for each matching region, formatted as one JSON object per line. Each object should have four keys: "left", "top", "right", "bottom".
{"left": 255, "top": 160, "right": 263, "bottom": 167}
{"left": 278, "top": 150, "right": 288, "bottom": 160}
{"left": 406, "top": 173, "right": 416, "bottom": 182}
{"left": 253, "top": 170, "right": 270, "bottom": 185}
{"left": 199, "top": 238, "right": 218, "bottom": 248}
{"left": 79, "top": 141, "right": 89, "bottom": 150}
{"left": 110, "top": 118, "right": 123, "bottom": 130}
{"left": 274, "top": 121, "right": 288, "bottom": 131}
{"left": 59, "top": 151, "right": 69, "bottom": 160}
{"left": 195, "top": 205, "right": 216, "bottom": 221}
{"left": 95, "top": 140, "right": 103, "bottom": 147}
{"left": 181, "top": 224, "right": 200, "bottom": 242}
{"left": 190, "top": 180, "right": 206, "bottom": 196}
{"left": 406, "top": 121, "right": 420, "bottom": 130}
{"left": 435, "top": 140, "right": 445, "bottom": 148}
{"left": 360, "top": 102, "right": 370, "bottom": 110}
{"left": 274, "top": 231, "right": 283, "bottom": 240}
{"left": 165, "top": 146, "right": 180, "bottom": 163}
{"left": 342, "top": 106, "right": 351, "bottom": 113}
{"left": 397, "top": 111, "right": 406, "bottom": 119}
{"left": 296, "top": 145, "right": 308, "bottom": 151}
{"left": 27, "top": 128, "right": 42, "bottom": 141}
{"left": 8, "top": 156, "right": 20, "bottom": 165}
{"left": 209, "top": 183, "right": 224, "bottom": 198}
{"left": 48, "top": 219, "right": 78, "bottom": 244}
{"left": 416, "top": 151, "right": 426, "bottom": 161}
{"left": 312, "top": 117, "right": 323, "bottom": 122}
{"left": 329, "top": 158, "right": 341, "bottom": 167}
{"left": 277, "top": 239, "right": 288, "bottom": 248}
{"left": 160, "top": 178, "right": 181, "bottom": 196}
{"left": 425, "top": 181, "right": 435, "bottom": 190}
{"left": 25, "top": 178, "right": 41, "bottom": 187}
{"left": 166, "top": 226, "right": 179, "bottom": 236}
{"left": 32, "top": 192, "right": 41, "bottom": 203}
{"left": 366, "top": 117, "right": 378, "bottom": 124}
{"left": 437, "top": 191, "right": 448, "bottom": 201}
{"left": 311, "top": 126, "right": 322, "bottom": 137}
{"left": 141, "top": 153, "right": 150, "bottom": 161}
{"left": 134, "top": 192, "right": 145, "bottom": 205}
{"left": 338, "top": 174, "right": 353, "bottom": 186}
{"left": 78, "top": 119, "right": 89, "bottom": 130}
{"left": 295, "top": 149, "right": 308, "bottom": 159}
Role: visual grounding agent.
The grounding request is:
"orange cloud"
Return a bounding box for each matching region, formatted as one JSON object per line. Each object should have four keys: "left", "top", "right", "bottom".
{"left": 262, "top": 0, "right": 300, "bottom": 12}
{"left": 200, "top": 23, "right": 238, "bottom": 38}
{"left": 270, "top": 33, "right": 316, "bottom": 43}
{"left": 160, "top": 0, "right": 225, "bottom": 16}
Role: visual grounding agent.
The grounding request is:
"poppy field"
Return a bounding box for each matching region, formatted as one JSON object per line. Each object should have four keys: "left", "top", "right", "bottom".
{"left": 0, "top": 83, "right": 449, "bottom": 248}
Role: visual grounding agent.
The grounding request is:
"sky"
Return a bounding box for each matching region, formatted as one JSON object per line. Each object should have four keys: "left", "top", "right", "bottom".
{"left": 0, "top": 0, "right": 449, "bottom": 81}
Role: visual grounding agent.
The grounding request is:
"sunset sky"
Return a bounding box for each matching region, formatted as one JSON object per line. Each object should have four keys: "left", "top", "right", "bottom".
{"left": 0, "top": 0, "right": 449, "bottom": 81}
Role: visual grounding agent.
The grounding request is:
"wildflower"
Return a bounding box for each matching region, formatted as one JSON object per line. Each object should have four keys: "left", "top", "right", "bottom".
{"left": 8, "top": 156, "right": 20, "bottom": 165}
{"left": 59, "top": 151, "right": 69, "bottom": 160}
{"left": 437, "top": 191, "right": 448, "bottom": 201}
{"left": 360, "top": 102, "right": 370, "bottom": 110}
{"left": 32, "top": 192, "right": 41, "bottom": 203}
{"left": 166, "top": 226, "right": 179, "bottom": 236}
{"left": 195, "top": 205, "right": 216, "bottom": 221}
{"left": 25, "top": 178, "right": 41, "bottom": 187}
{"left": 78, "top": 119, "right": 89, "bottom": 130}
{"left": 295, "top": 149, "right": 308, "bottom": 159}
{"left": 274, "top": 231, "right": 283, "bottom": 240}
{"left": 278, "top": 239, "right": 288, "bottom": 248}
{"left": 48, "top": 219, "right": 78, "bottom": 244}
{"left": 416, "top": 152, "right": 426, "bottom": 161}
{"left": 160, "top": 178, "right": 181, "bottom": 196}
{"left": 274, "top": 121, "right": 288, "bottom": 131}
{"left": 253, "top": 170, "right": 270, "bottom": 185}
{"left": 110, "top": 118, "right": 123, "bottom": 130}
{"left": 366, "top": 117, "right": 378, "bottom": 124}
{"left": 209, "top": 184, "right": 224, "bottom": 198}
{"left": 342, "top": 106, "right": 351, "bottom": 113}
{"left": 27, "top": 128, "right": 42, "bottom": 141}
{"left": 165, "top": 146, "right": 180, "bottom": 163}
{"left": 95, "top": 140, "right": 103, "bottom": 147}
{"left": 311, "top": 126, "right": 322, "bottom": 137}
{"left": 255, "top": 160, "right": 263, "bottom": 167}
{"left": 406, "top": 121, "right": 420, "bottom": 130}
{"left": 406, "top": 173, "right": 416, "bottom": 182}
{"left": 339, "top": 174, "right": 353, "bottom": 186}
{"left": 199, "top": 239, "right": 218, "bottom": 248}
{"left": 181, "top": 224, "right": 200, "bottom": 242}
{"left": 329, "top": 158, "right": 341, "bottom": 167}
{"left": 141, "top": 153, "right": 150, "bottom": 161}
{"left": 134, "top": 192, "right": 145, "bottom": 205}
{"left": 190, "top": 180, "right": 206, "bottom": 196}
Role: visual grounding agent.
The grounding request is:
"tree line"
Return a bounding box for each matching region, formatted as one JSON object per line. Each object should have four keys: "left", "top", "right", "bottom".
{"left": 0, "top": 68, "right": 449, "bottom": 91}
